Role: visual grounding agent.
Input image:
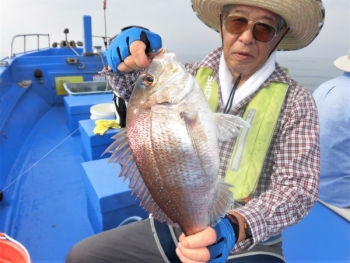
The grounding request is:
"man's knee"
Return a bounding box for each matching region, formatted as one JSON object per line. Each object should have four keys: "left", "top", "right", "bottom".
{"left": 65, "top": 239, "right": 95, "bottom": 263}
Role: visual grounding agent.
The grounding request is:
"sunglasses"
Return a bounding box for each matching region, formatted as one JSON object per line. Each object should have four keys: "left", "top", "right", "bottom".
{"left": 223, "top": 15, "right": 278, "bottom": 43}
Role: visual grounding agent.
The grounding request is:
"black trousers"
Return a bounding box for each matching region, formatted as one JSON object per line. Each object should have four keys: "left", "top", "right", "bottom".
{"left": 66, "top": 218, "right": 284, "bottom": 263}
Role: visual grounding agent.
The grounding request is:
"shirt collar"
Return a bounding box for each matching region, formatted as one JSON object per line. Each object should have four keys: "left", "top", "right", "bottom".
{"left": 219, "top": 51, "right": 277, "bottom": 109}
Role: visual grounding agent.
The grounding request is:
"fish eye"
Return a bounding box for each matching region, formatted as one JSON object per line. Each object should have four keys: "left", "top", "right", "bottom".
{"left": 138, "top": 74, "right": 154, "bottom": 89}
{"left": 143, "top": 75, "right": 154, "bottom": 85}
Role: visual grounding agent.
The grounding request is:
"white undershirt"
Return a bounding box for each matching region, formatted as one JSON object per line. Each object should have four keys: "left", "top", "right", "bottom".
{"left": 219, "top": 51, "right": 277, "bottom": 109}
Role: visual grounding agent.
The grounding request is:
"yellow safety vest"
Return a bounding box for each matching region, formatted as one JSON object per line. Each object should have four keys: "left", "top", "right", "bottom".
{"left": 196, "top": 67, "right": 289, "bottom": 202}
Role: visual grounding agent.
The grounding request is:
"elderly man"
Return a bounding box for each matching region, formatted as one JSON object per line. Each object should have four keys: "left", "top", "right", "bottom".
{"left": 66, "top": 0, "right": 324, "bottom": 262}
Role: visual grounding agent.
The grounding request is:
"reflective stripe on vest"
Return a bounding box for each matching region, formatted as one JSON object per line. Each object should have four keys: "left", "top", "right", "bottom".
{"left": 196, "top": 67, "right": 289, "bottom": 202}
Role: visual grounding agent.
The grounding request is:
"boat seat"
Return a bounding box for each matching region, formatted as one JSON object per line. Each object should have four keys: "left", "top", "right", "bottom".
{"left": 63, "top": 94, "right": 113, "bottom": 135}
{"left": 79, "top": 119, "right": 119, "bottom": 161}
{"left": 82, "top": 158, "right": 148, "bottom": 233}
{"left": 283, "top": 201, "right": 350, "bottom": 262}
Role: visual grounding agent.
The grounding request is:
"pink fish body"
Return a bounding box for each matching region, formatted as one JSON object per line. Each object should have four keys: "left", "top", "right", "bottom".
{"left": 106, "top": 49, "right": 249, "bottom": 235}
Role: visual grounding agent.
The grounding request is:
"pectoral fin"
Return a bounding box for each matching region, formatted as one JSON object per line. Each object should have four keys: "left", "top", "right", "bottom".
{"left": 214, "top": 113, "right": 250, "bottom": 142}
{"left": 181, "top": 111, "right": 203, "bottom": 160}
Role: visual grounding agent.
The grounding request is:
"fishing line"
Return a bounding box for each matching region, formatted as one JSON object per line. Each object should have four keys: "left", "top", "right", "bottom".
{"left": 1, "top": 127, "right": 80, "bottom": 193}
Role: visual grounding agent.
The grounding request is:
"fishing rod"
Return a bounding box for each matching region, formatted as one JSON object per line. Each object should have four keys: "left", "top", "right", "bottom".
{"left": 103, "top": 0, "right": 108, "bottom": 49}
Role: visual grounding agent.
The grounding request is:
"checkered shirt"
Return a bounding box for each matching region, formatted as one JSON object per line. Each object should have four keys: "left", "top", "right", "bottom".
{"left": 102, "top": 47, "right": 320, "bottom": 253}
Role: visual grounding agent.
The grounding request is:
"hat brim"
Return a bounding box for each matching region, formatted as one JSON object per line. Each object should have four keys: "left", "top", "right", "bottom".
{"left": 192, "top": 0, "right": 325, "bottom": 51}
{"left": 333, "top": 55, "right": 350, "bottom": 72}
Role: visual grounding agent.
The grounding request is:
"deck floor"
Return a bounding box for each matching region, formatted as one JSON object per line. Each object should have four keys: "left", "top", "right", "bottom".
{"left": 1, "top": 105, "right": 94, "bottom": 263}
{"left": 1, "top": 105, "right": 349, "bottom": 263}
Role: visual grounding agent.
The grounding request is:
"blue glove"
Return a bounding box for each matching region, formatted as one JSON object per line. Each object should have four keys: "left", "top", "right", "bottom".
{"left": 107, "top": 26, "right": 162, "bottom": 73}
{"left": 207, "top": 218, "right": 237, "bottom": 263}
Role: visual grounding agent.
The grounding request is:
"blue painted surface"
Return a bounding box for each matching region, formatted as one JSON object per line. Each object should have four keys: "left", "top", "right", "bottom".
{"left": 0, "top": 105, "right": 94, "bottom": 262}
{"left": 0, "top": 46, "right": 116, "bottom": 262}
{"left": 79, "top": 118, "right": 118, "bottom": 161}
{"left": 64, "top": 94, "right": 113, "bottom": 134}
{"left": 0, "top": 85, "right": 50, "bottom": 188}
{"left": 0, "top": 48, "right": 106, "bottom": 186}
{"left": 83, "top": 16, "right": 93, "bottom": 54}
{"left": 64, "top": 93, "right": 112, "bottom": 115}
{"left": 283, "top": 201, "right": 350, "bottom": 263}
{"left": 82, "top": 158, "right": 148, "bottom": 233}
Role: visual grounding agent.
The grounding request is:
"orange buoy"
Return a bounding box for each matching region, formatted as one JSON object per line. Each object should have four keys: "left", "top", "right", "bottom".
{"left": 0, "top": 232, "right": 31, "bottom": 263}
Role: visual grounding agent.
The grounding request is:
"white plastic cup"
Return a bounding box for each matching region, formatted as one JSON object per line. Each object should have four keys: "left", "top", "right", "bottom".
{"left": 90, "top": 103, "right": 116, "bottom": 120}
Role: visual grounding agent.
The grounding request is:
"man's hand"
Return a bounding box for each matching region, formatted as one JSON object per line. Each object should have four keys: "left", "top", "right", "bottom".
{"left": 176, "top": 218, "right": 236, "bottom": 263}
{"left": 176, "top": 227, "right": 216, "bottom": 263}
{"left": 106, "top": 26, "right": 162, "bottom": 73}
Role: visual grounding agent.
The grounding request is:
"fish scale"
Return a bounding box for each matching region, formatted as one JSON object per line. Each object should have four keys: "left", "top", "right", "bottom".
{"left": 105, "top": 48, "right": 250, "bottom": 236}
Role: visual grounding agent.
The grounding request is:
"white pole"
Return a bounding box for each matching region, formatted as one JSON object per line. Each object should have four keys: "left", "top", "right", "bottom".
{"left": 103, "top": 0, "right": 108, "bottom": 49}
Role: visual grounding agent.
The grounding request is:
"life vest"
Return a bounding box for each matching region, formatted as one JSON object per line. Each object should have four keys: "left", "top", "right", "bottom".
{"left": 196, "top": 67, "right": 289, "bottom": 202}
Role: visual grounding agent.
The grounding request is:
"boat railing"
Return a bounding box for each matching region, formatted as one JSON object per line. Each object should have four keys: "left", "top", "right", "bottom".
{"left": 9, "top": 34, "right": 50, "bottom": 58}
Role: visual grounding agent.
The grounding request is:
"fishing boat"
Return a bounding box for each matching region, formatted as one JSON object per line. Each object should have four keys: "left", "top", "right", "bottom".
{"left": 0, "top": 15, "right": 349, "bottom": 263}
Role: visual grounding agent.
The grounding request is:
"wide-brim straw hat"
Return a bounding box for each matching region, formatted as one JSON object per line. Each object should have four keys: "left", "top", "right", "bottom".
{"left": 191, "top": 0, "right": 325, "bottom": 51}
{"left": 333, "top": 52, "right": 350, "bottom": 72}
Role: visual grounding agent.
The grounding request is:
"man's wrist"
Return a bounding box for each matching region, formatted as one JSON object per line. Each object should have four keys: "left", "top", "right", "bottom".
{"left": 224, "top": 213, "right": 240, "bottom": 242}
{"left": 225, "top": 212, "right": 252, "bottom": 242}
{"left": 243, "top": 220, "right": 252, "bottom": 239}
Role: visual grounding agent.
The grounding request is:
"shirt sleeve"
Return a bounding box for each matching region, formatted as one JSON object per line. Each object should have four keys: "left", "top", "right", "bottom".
{"left": 184, "top": 62, "right": 199, "bottom": 77}
{"left": 232, "top": 84, "right": 320, "bottom": 251}
{"left": 100, "top": 62, "right": 198, "bottom": 102}
{"left": 100, "top": 66, "right": 140, "bottom": 101}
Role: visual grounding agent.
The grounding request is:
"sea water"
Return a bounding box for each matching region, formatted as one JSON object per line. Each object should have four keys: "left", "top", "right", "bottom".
{"left": 177, "top": 53, "right": 342, "bottom": 94}
{"left": 0, "top": 51, "right": 341, "bottom": 94}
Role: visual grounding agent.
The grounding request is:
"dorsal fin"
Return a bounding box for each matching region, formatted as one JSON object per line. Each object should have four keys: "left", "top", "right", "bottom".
{"left": 103, "top": 129, "right": 127, "bottom": 154}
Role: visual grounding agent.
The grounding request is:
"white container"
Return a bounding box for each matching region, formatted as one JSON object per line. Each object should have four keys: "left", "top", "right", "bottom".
{"left": 90, "top": 103, "right": 116, "bottom": 120}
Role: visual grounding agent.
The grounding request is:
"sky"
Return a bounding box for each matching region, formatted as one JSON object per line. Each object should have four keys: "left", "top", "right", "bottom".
{"left": 0, "top": 0, "right": 349, "bottom": 61}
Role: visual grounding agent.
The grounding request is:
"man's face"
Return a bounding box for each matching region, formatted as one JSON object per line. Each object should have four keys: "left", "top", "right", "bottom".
{"left": 221, "top": 4, "right": 286, "bottom": 79}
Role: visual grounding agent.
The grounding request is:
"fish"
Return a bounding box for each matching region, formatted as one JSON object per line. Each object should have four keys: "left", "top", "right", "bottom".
{"left": 105, "top": 48, "right": 250, "bottom": 236}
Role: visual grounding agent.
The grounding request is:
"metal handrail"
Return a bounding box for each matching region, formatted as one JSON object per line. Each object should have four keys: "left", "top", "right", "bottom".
{"left": 9, "top": 34, "right": 50, "bottom": 58}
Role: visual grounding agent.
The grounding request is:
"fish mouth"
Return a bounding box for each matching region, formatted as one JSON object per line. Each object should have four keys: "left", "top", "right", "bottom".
{"left": 153, "top": 48, "right": 167, "bottom": 59}
{"left": 157, "top": 101, "right": 171, "bottom": 106}
{"left": 147, "top": 48, "right": 194, "bottom": 105}
{"left": 146, "top": 48, "right": 167, "bottom": 60}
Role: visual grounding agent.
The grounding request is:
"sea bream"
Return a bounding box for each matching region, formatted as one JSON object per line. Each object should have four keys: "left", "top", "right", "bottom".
{"left": 105, "top": 48, "right": 250, "bottom": 236}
